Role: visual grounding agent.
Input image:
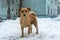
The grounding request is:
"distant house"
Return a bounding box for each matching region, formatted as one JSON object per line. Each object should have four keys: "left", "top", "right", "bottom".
{"left": 0, "top": 0, "right": 58, "bottom": 20}
{"left": 46, "top": 0, "right": 58, "bottom": 17}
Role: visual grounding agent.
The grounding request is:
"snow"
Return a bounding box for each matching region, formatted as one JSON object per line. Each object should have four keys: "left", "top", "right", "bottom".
{"left": 52, "top": 15, "right": 60, "bottom": 21}
{"left": 0, "top": 16, "right": 60, "bottom": 40}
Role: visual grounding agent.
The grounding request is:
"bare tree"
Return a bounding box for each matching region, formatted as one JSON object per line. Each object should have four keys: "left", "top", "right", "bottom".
{"left": 7, "top": 0, "right": 10, "bottom": 19}
{"left": 18, "top": 0, "right": 22, "bottom": 17}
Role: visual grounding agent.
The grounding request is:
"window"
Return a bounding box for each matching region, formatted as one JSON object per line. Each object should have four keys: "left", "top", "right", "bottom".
{"left": 51, "top": 8, "right": 52, "bottom": 15}
{"left": 16, "top": 9, "right": 17, "bottom": 15}
{"left": 12, "top": 0, "right": 14, "bottom": 4}
{"left": 55, "top": 0, "right": 57, "bottom": 5}
{"left": 51, "top": 0, "right": 53, "bottom": 4}
{"left": 55, "top": 0, "right": 57, "bottom": 3}
{"left": 16, "top": 0, "right": 17, "bottom": 2}
{"left": 12, "top": 9, "right": 13, "bottom": 11}
{"left": 48, "top": 7, "right": 49, "bottom": 15}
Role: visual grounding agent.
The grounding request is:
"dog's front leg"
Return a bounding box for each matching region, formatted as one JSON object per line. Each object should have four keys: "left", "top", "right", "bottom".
{"left": 21, "top": 26, "right": 24, "bottom": 37}
{"left": 28, "top": 25, "right": 32, "bottom": 35}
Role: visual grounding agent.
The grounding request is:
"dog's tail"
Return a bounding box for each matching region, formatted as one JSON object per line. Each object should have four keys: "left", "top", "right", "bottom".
{"left": 29, "top": 11, "right": 36, "bottom": 16}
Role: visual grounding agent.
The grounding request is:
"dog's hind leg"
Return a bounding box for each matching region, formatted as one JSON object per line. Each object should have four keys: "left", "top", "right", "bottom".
{"left": 34, "top": 20, "right": 38, "bottom": 34}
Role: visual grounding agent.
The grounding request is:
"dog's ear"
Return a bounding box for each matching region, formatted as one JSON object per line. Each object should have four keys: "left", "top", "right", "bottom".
{"left": 27, "top": 8, "right": 31, "bottom": 11}
{"left": 19, "top": 8, "right": 21, "bottom": 11}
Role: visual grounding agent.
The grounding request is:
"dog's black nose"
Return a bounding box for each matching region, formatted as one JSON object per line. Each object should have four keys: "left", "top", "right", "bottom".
{"left": 23, "top": 14, "right": 26, "bottom": 17}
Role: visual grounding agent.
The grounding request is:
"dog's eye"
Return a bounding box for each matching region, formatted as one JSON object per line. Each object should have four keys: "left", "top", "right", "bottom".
{"left": 21, "top": 11, "right": 24, "bottom": 13}
{"left": 25, "top": 11, "right": 27, "bottom": 12}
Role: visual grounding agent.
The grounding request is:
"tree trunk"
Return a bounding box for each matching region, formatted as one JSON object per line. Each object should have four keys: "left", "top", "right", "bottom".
{"left": 7, "top": 0, "right": 10, "bottom": 19}
{"left": 18, "top": 0, "right": 22, "bottom": 17}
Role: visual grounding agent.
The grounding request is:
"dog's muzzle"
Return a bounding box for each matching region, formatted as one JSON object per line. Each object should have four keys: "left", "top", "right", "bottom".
{"left": 23, "top": 14, "right": 26, "bottom": 17}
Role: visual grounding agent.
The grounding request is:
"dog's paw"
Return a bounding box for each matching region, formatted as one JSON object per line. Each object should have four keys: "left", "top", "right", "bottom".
{"left": 21, "top": 36, "right": 24, "bottom": 38}
{"left": 36, "top": 32, "right": 38, "bottom": 34}
{"left": 28, "top": 33, "right": 31, "bottom": 35}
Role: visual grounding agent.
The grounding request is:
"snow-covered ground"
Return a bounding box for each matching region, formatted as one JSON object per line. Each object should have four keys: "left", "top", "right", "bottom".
{"left": 0, "top": 15, "right": 60, "bottom": 40}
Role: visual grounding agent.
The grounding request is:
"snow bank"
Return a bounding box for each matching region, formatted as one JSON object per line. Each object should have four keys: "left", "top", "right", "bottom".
{"left": 52, "top": 15, "right": 60, "bottom": 21}
{"left": 0, "top": 17, "right": 60, "bottom": 40}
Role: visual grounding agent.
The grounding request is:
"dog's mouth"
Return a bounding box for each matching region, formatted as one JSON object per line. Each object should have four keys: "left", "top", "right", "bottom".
{"left": 23, "top": 14, "right": 26, "bottom": 17}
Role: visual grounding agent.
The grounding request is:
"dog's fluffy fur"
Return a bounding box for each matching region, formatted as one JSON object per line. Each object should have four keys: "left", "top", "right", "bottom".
{"left": 20, "top": 8, "right": 38, "bottom": 37}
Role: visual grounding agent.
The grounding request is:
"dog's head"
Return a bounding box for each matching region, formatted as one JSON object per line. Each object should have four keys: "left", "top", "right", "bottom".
{"left": 20, "top": 8, "right": 31, "bottom": 17}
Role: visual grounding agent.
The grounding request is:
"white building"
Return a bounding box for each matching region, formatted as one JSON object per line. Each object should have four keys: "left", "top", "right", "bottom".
{"left": 46, "top": 0, "right": 58, "bottom": 17}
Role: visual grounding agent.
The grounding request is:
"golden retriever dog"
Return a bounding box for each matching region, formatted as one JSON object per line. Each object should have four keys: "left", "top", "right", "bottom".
{"left": 20, "top": 8, "right": 38, "bottom": 37}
